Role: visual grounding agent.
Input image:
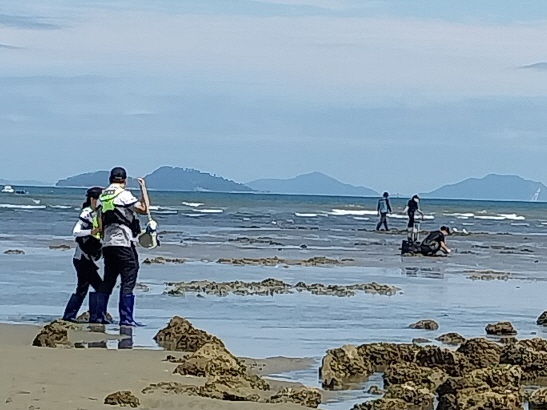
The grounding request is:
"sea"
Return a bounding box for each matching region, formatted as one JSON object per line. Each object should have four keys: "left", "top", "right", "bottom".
{"left": 1, "top": 187, "right": 546, "bottom": 409}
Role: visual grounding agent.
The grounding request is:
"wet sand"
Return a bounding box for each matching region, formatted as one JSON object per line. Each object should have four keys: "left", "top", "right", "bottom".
{"left": 0, "top": 323, "right": 317, "bottom": 410}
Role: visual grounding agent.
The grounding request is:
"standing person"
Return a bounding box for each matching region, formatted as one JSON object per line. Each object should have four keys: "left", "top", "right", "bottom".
{"left": 93, "top": 167, "right": 148, "bottom": 326}
{"left": 420, "top": 226, "right": 451, "bottom": 256}
{"left": 376, "top": 192, "right": 392, "bottom": 231}
{"left": 404, "top": 194, "right": 424, "bottom": 240}
{"left": 62, "top": 187, "right": 103, "bottom": 322}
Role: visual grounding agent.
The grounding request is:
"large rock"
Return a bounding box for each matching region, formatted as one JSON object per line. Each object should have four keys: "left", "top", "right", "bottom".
{"left": 104, "top": 391, "right": 140, "bottom": 407}
{"left": 383, "top": 382, "right": 434, "bottom": 409}
{"left": 267, "top": 387, "right": 322, "bottom": 408}
{"left": 357, "top": 343, "right": 418, "bottom": 371}
{"left": 437, "top": 365, "right": 522, "bottom": 410}
{"left": 500, "top": 344, "right": 547, "bottom": 381}
{"left": 436, "top": 333, "right": 466, "bottom": 346}
{"left": 383, "top": 362, "right": 448, "bottom": 391}
{"left": 516, "top": 338, "right": 547, "bottom": 353}
{"left": 529, "top": 387, "right": 547, "bottom": 409}
{"left": 352, "top": 398, "right": 412, "bottom": 410}
{"left": 414, "top": 346, "right": 473, "bottom": 377}
{"left": 154, "top": 316, "right": 224, "bottom": 352}
{"left": 437, "top": 389, "right": 522, "bottom": 410}
{"left": 320, "top": 345, "right": 372, "bottom": 389}
{"left": 32, "top": 320, "right": 76, "bottom": 348}
{"left": 537, "top": 312, "right": 547, "bottom": 326}
{"left": 457, "top": 338, "right": 502, "bottom": 368}
{"left": 173, "top": 342, "right": 269, "bottom": 391}
{"left": 485, "top": 321, "right": 517, "bottom": 336}
{"left": 409, "top": 320, "right": 439, "bottom": 331}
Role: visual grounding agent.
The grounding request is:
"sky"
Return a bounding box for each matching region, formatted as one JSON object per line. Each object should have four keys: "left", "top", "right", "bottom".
{"left": 1, "top": 0, "right": 547, "bottom": 194}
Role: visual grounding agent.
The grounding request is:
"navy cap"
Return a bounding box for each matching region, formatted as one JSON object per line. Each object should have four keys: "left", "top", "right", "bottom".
{"left": 86, "top": 186, "right": 103, "bottom": 199}
{"left": 109, "top": 167, "right": 127, "bottom": 183}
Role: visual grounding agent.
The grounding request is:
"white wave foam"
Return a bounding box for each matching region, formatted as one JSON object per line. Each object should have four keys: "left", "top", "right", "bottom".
{"left": 444, "top": 212, "right": 475, "bottom": 219}
{"left": 498, "top": 213, "right": 525, "bottom": 221}
{"left": 195, "top": 209, "right": 223, "bottom": 214}
{"left": 330, "top": 209, "right": 377, "bottom": 216}
{"left": 49, "top": 205, "right": 72, "bottom": 209}
{"left": 182, "top": 202, "right": 204, "bottom": 208}
{"left": 184, "top": 213, "right": 205, "bottom": 217}
{"left": 389, "top": 213, "right": 435, "bottom": 220}
{"left": 0, "top": 204, "right": 47, "bottom": 209}
{"left": 295, "top": 213, "right": 319, "bottom": 217}
{"left": 353, "top": 217, "right": 370, "bottom": 221}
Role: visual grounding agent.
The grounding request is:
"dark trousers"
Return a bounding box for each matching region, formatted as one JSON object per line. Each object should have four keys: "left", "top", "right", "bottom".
{"left": 407, "top": 212, "right": 415, "bottom": 228}
{"left": 101, "top": 246, "right": 139, "bottom": 295}
{"left": 420, "top": 242, "right": 441, "bottom": 256}
{"left": 376, "top": 213, "right": 389, "bottom": 230}
{"left": 73, "top": 257, "right": 102, "bottom": 298}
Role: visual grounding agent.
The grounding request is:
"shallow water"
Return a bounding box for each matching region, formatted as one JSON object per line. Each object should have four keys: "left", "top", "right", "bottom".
{"left": 2, "top": 245, "right": 546, "bottom": 409}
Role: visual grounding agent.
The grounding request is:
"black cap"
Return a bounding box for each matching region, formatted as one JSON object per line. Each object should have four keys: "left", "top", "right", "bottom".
{"left": 383, "top": 192, "right": 389, "bottom": 197}
{"left": 86, "top": 186, "right": 103, "bottom": 199}
{"left": 109, "top": 167, "right": 127, "bottom": 183}
{"left": 441, "top": 226, "right": 451, "bottom": 235}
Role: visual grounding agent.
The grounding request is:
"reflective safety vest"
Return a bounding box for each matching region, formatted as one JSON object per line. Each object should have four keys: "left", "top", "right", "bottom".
{"left": 99, "top": 187, "right": 141, "bottom": 236}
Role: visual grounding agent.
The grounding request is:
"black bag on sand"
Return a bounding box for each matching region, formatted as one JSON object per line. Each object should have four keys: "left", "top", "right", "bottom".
{"left": 401, "top": 240, "right": 422, "bottom": 255}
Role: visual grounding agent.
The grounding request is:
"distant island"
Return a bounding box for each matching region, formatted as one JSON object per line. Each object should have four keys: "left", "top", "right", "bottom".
{"left": 424, "top": 174, "right": 546, "bottom": 201}
{"left": 56, "top": 167, "right": 253, "bottom": 193}
{"left": 247, "top": 172, "right": 378, "bottom": 197}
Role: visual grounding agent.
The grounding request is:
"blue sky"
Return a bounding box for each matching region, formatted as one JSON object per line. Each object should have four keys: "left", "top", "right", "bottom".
{"left": 1, "top": 0, "right": 547, "bottom": 193}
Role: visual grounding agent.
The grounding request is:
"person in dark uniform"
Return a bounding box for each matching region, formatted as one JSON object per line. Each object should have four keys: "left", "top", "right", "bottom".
{"left": 62, "top": 187, "right": 103, "bottom": 322}
{"left": 376, "top": 192, "right": 392, "bottom": 231}
{"left": 94, "top": 167, "right": 148, "bottom": 326}
{"left": 404, "top": 194, "right": 424, "bottom": 240}
{"left": 421, "top": 226, "right": 451, "bottom": 256}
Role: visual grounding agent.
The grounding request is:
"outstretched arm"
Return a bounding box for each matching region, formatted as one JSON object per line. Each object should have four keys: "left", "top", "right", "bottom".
{"left": 134, "top": 178, "right": 150, "bottom": 215}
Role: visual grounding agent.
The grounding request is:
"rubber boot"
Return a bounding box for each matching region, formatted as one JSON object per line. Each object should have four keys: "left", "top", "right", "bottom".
{"left": 89, "top": 292, "right": 111, "bottom": 324}
{"left": 119, "top": 294, "right": 144, "bottom": 327}
{"left": 62, "top": 293, "right": 84, "bottom": 322}
{"left": 118, "top": 326, "right": 134, "bottom": 349}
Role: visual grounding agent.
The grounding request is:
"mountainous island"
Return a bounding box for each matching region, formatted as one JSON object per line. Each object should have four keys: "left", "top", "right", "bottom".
{"left": 247, "top": 172, "right": 378, "bottom": 197}
{"left": 56, "top": 167, "right": 253, "bottom": 192}
{"left": 424, "top": 174, "right": 546, "bottom": 201}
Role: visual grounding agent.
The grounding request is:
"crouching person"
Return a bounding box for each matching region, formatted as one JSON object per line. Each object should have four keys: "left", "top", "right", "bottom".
{"left": 95, "top": 167, "right": 148, "bottom": 326}
{"left": 62, "top": 187, "right": 103, "bottom": 322}
{"left": 420, "top": 226, "right": 451, "bottom": 256}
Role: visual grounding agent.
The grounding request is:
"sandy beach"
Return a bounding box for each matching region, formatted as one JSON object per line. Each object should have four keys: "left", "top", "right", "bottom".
{"left": 0, "top": 322, "right": 320, "bottom": 410}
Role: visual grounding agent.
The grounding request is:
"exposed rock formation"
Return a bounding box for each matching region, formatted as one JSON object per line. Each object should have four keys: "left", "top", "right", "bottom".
{"left": 320, "top": 345, "right": 372, "bottom": 389}
{"left": 409, "top": 320, "right": 439, "bottom": 331}
{"left": 457, "top": 338, "right": 502, "bottom": 368}
{"left": 32, "top": 320, "right": 76, "bottom": 348}
{"left": 485, "top": 321, "right": 517, "bottom": 336}
{"left": 153, "top": 316, "right": 224, "bottom": 352}
{"left": 104, "top": 391, "right": 140, "bottom": 407}
{"left": 436, "top": 333, "right": 466, "bottom": 346}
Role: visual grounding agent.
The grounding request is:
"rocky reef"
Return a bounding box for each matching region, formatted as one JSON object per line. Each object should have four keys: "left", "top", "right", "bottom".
{"left": 165, "top": 278, "right": 401, "bottom": 298}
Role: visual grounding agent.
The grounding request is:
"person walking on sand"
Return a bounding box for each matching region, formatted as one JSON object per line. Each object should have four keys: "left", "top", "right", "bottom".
{"left": 62, "top": 187, "right": 104, "bottom": 322}
{"left": 376, "top": 192, "right": 392, "bottom": 231}
{"left": 404, "top": 194, "right": 424, "bottom": 241}
{"left": 92, "top": 167, "right": 149, "bottom": 326}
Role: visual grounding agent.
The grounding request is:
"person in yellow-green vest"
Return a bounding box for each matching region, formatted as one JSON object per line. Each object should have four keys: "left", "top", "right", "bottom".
{"left": 94, "top": 167, "right": 148, "bottom": 326}
{"left": 62, "top": 187, "right": 104, "bottom": 322}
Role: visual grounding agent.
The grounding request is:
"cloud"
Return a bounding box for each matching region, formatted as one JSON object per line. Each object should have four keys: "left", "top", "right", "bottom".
{"left": 0, "top": 13, "right": 61, "bottom": 30}
{"left": 520, "top": 62, "right": 547, "bottom": 71}
{"left": 0, "top": 43, "right": 21, "bottom": 49}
